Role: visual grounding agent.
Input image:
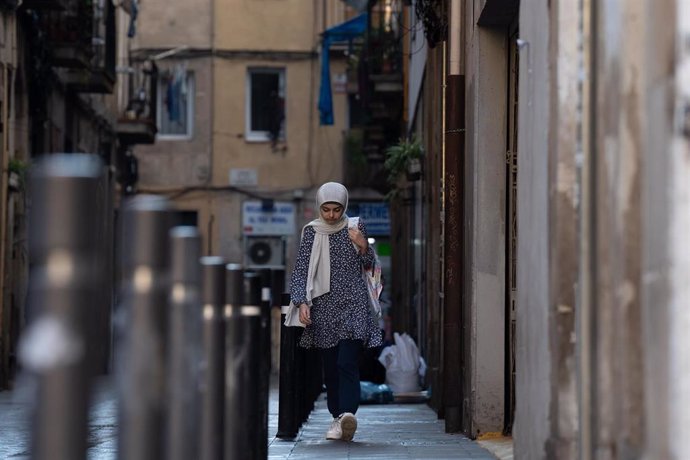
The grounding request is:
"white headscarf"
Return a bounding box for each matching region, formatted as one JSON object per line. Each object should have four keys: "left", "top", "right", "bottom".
{"left": 302, "top": 182, "right": 349, "bottom": 305}
{"left": 315, "top": 181, "right": 349, "bottom": 214}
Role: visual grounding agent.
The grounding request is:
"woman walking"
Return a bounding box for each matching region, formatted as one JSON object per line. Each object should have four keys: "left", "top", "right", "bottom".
{"left": 289, "top": 182, "right": 382, "bottom": 441}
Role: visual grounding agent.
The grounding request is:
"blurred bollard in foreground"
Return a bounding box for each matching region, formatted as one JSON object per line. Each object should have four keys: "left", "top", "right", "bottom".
{"left": 257, "top": 268, "right": 272, "bottom": 460}
{"left": 276, "top": 292, "right": 298, "bottom": 439}
{"left": 276, "top": 291, "right": 322, "bottom": 439}
{"left": 223, "top": 263, "right": 244, "bottom": 459}
{"left": 244, "top": 271, "right": 266, "bottom": 460}
{"left": 199, "top": 256, "right": 227, "bottom": 460}
{"left": 270, "top": 269, "right": 286, "bottom": 312}
{"left": 19, "top": 154, "right": 104, "bottom": 460}
{"left": 117, "top": 195, "right": 174, "bottom": 460}
{"left": 224, "top": 266, "right": 264, "bottom": 460}
{"left": 166, "top": 226, "right": 202, "bottom": 460}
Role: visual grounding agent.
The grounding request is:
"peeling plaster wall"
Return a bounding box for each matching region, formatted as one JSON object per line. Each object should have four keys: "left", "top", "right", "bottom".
{"left": 484, "top": 0, "right": 686, "bottom": 457}
{"left": 640, "top": 2, "right": 674, "bottom": 458}
{"left": 585, "top": 0, "right": 648, "bottom": 457}
{"left": 546, "top": 1, "right": 580, "bottom": 458}
{"left": 514, "top": 0, "right": 551, "bottom": 457}
{"left": 668, "top": 2, "right": 690, "bottom": 458}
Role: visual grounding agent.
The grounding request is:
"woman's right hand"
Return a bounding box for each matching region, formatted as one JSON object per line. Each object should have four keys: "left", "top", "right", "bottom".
{"left": 299, "top": 304, "right": 312, "bottom": 325}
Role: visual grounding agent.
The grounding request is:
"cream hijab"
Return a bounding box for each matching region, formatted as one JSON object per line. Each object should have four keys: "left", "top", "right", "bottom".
{"left": 302, "top": 182, "right": 349, "bottom": 305}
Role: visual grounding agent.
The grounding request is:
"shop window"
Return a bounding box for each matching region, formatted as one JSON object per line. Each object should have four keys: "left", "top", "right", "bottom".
{"left": 245, "top": 68, "right": 285, "bottom": 143}
{"left": 157, "top": 69, "right": 194, "bottom": 139}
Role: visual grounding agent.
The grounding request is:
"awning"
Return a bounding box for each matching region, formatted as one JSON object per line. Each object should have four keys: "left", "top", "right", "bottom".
{"left": 318, "top": 13, "right": 368, "bottom": 126}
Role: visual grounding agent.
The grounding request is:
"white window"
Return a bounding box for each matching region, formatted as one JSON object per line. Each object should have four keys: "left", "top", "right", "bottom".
{"left": 245, "top": 68, "right": 285, "bottom": 143}
{"left": 157, "top": 69, "right": 194, "bottom": 139}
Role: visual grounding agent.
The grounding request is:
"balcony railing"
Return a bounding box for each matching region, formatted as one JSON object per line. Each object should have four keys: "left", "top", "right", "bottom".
{"left": 343, "top": 6, "right": 404, "bottom": 193}
{"left": 116, "top": 60, "right": 159, "bottom": 146}
{"left": 42, "top": 0, "right": 116, "bottom": 93}
{"left": 367, "top": 28, "right": 402, "bottom": 77}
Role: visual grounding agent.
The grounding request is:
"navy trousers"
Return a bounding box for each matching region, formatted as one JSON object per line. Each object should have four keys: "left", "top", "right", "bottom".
{"left": 321, "top": 339, "right": 362, "bottom": 418}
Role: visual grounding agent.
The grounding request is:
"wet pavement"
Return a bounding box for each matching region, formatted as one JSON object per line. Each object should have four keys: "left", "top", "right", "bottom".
{"left": 0, "top": 375, "right": 502, "bottom": 459}
{"left": 269, "top": 394, "right": 499, "bottom": 460}
{"left": 0, "top": 376, "right": 118, "bottom": 459}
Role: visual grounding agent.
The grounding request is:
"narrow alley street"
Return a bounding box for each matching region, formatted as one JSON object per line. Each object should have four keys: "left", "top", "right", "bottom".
{"left": 2, "top": 0, "right": 690, "bottom": 458}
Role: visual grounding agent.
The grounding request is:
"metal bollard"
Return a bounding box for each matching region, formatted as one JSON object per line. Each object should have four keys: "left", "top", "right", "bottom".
{"left": 19, "top": 154, "right": 103, "bottom": 460}
{"left": 256, "top": 269, "right": 272, "bottom": 460}
{"left": 199, "top": 256, "right": 227, "bottom": 460}
{"left": 166, "top": 226, "right": 202, "bottom": 460}
{"left": 269, "top": 269, "right": 285, "bottom": 375}
{"left": 245, "top": 271, "right": 265, "bottom": 459}
{"left": 117, "top": 195, "right": 175, "bottom": 460}
{"left": 223, "top": 263, "right": 244, "bottom": 458}
{"left": 277, "top": 293, "right": 299, "bottom": 439}
{"left": 294, "top": 323, "right": 306, "bottom": 430}
{"left": 224, "top": 265, "right": 263, "bottom": 459}
{"left": 270, "top": 269, "right": 285, "bottom": 310}
{"left": 306, "top": 348, "right": 323, "bottom": 416}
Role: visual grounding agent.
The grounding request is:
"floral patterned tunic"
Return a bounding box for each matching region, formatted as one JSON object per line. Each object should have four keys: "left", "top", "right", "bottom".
{"left": 290, "top": 219, "right": 383, "bottom": 349}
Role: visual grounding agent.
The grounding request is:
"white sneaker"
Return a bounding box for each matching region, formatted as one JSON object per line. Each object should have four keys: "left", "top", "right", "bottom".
{"left": 326, "top": 417, "right": 342, "bottom": 440}
{"left": 339, "top": 412, "right": 357, "bottom": 442}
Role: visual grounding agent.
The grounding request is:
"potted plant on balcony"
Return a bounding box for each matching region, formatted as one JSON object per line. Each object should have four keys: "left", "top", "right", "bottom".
{"left": 384, "top": 135, "right": 423, "bottom": 199}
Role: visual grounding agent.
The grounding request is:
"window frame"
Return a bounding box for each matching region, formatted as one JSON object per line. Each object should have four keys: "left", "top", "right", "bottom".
{"left": 156, "top": 70, "right": 195, "bottom": 141}
{"left": 245, "top": 67, "right": 286, "bottom": 143}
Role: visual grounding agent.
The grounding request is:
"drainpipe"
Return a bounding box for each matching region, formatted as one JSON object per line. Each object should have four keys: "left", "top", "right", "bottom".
{"left": 443, "top": 0, "right": 465, "bottom": 434}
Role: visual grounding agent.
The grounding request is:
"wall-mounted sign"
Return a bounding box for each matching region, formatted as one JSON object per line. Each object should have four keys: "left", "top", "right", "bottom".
{"left": 242, "top": 200, "right": 296, "bottom": 235}
{"left": 348, "top": 201, "right": 390, "bottom": 235}
{"left": 229, "top": 168, "right": 258, "bottom": 187}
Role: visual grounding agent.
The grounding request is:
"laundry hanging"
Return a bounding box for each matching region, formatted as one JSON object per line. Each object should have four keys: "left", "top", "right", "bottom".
{"left": 165, "top": 65, "right": 187, "bottom": 123}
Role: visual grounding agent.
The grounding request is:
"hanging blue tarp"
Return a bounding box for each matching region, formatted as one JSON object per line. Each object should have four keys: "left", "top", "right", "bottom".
{"left": 318, "top": 13, "right": 368, "bottom": 126}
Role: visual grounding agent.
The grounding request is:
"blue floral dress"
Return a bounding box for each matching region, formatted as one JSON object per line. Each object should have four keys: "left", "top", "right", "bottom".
{"left": 290, "top": 219, "right": 383, "bottom": 349}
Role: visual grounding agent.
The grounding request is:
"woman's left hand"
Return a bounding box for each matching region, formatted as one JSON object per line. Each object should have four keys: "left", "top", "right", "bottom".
{"left": 348, "top": 227, "right": 368, "bottom": 254}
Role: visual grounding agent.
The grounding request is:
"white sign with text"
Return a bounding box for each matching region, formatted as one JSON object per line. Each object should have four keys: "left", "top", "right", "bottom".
{"left": 242, "top": 201, "right": 296, "bottom": 235}
{"left": 229, "top": 168, "right": 258, "bottom": 187}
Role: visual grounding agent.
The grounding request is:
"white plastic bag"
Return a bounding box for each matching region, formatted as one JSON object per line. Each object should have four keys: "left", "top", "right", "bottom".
{"left": 377, "top": 332, "right": 421, "bottom": 393}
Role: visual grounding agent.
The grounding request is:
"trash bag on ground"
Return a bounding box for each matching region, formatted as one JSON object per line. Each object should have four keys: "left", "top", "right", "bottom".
{"left": 377, "top": 332, "right": 422, "bottom": 393}
{"left": 359, "top": 381, "right": 394, "bottom": 404}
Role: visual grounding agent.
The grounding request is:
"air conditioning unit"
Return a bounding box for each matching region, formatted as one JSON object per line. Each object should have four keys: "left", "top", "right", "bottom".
{"left": 244, "top": 236, "right": 286, "bottom": 269}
